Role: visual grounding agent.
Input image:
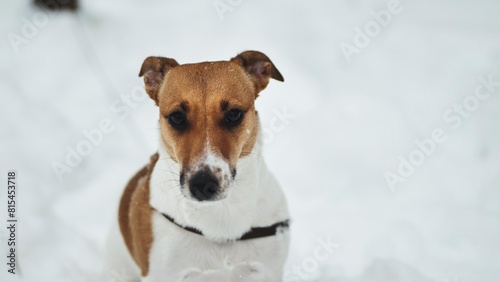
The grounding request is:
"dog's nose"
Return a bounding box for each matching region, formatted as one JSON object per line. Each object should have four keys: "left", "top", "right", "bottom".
{"left": 188, "top": 170, "right": 219, "bottom": 201}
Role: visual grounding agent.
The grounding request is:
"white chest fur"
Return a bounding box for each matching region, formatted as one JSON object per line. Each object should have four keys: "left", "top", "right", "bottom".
{"left": 146, "top": 140, "right": 290, "bottom": 281}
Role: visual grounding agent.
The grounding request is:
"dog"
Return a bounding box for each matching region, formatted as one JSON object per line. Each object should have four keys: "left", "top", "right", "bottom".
{"left": 106, "top": 51, "right": 290, "bottom": 282}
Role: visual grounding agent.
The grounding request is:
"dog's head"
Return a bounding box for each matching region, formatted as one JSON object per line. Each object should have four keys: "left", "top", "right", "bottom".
{"left": 139, "top": 51, "right": 283, "bottom": 202}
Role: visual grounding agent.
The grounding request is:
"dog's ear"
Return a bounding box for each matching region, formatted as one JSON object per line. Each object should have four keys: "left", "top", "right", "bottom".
{"left": 139, "top": 56, "right": 179, "bottom": 105}
{"left": 230, "top": 51, "right": 284, "bottom": 95}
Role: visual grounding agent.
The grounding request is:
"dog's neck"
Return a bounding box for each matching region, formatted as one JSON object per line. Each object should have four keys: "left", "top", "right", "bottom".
{"left": 149, "top": 126, "right": 288, "bottom": 242}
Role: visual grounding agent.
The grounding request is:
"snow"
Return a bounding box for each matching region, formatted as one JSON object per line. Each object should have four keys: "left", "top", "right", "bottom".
{"left": 1, "top": 0, "right": 500, "bottom": 281}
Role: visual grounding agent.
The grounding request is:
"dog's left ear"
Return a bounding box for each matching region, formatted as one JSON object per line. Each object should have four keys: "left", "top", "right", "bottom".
{"left": 139, "top": 56, "right": 179, "bottom": 105}
{"left": 230, "top": 50, "right": 284, "bottom": 95}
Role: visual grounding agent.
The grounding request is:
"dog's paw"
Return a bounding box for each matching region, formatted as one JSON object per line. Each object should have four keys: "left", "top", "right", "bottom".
{"left": 180, "top": 268, "right": 230, "bottom": 282}
{"left": 179, "top": 263, "right": 270, "bottom": 282}
{"left": 230, "top": 262, "right": 269, "bottom": 282}
{"left": 178, "top": 262, "right": 272, "bottom": 282}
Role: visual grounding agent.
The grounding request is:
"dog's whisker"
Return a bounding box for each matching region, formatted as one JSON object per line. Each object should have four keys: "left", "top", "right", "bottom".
{"left": 173, "top": 191, "right": 187, "bottom": 206}
{"left": 156, "top": 180, "right": 181, "bottom": 186}
{"left": 156, "top": 171, "right": 180, "bottom": 177}
{"left": 156, "top": 168, "right": 180, "bottom": 176}
{"left": 159, "top": 156, "right": 176, "bottom": 161}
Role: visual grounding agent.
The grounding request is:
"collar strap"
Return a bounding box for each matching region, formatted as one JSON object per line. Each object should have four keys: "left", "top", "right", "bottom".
{"left": 158, "top": 210, "right": 289, "bottom": 241}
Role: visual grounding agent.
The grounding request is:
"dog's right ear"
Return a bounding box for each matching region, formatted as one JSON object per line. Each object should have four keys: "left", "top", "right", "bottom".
{"left": 139, "top": 56, "right": 179, "bottom": 105}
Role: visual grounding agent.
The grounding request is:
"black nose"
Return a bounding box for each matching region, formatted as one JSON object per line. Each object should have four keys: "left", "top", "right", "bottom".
{"left": 188, "top": 171, "right": 219, "bottom": 201}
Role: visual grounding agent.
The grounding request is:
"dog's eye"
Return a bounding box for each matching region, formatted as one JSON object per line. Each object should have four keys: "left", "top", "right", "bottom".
{"left": 224, "top": 109, "right": 244, "bottom": 126}
{"left": 167, "top": 112, "right": 187, "bottom": 130}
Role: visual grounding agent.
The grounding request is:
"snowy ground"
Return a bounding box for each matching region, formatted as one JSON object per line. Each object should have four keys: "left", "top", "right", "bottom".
{"left": 1, "top": 0, "right": 500, "bottom": 281}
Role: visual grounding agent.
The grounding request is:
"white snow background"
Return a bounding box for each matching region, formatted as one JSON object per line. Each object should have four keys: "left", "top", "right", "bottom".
{"left": 1, "top": 0, "right": 500, "bottom": 281}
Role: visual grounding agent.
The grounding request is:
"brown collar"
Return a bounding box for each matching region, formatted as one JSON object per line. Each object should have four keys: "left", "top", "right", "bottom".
{"left": 156, "top": 209, "right": 289, "bottom": 241}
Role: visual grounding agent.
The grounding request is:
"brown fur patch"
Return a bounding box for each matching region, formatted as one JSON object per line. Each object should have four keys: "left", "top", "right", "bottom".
{"left": 118, "top": 153, "right": 159, "bottom": 277}
{"left": 158, "top": 62, "right": 259, "bottom": 172}
{"left": 138, "top": 51, "right": 283, "bottom": 175}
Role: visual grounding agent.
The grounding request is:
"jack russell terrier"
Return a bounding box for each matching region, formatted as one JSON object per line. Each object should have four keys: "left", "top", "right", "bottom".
{"left": 107, "top": 51, "right": 290, "bottom": 282}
